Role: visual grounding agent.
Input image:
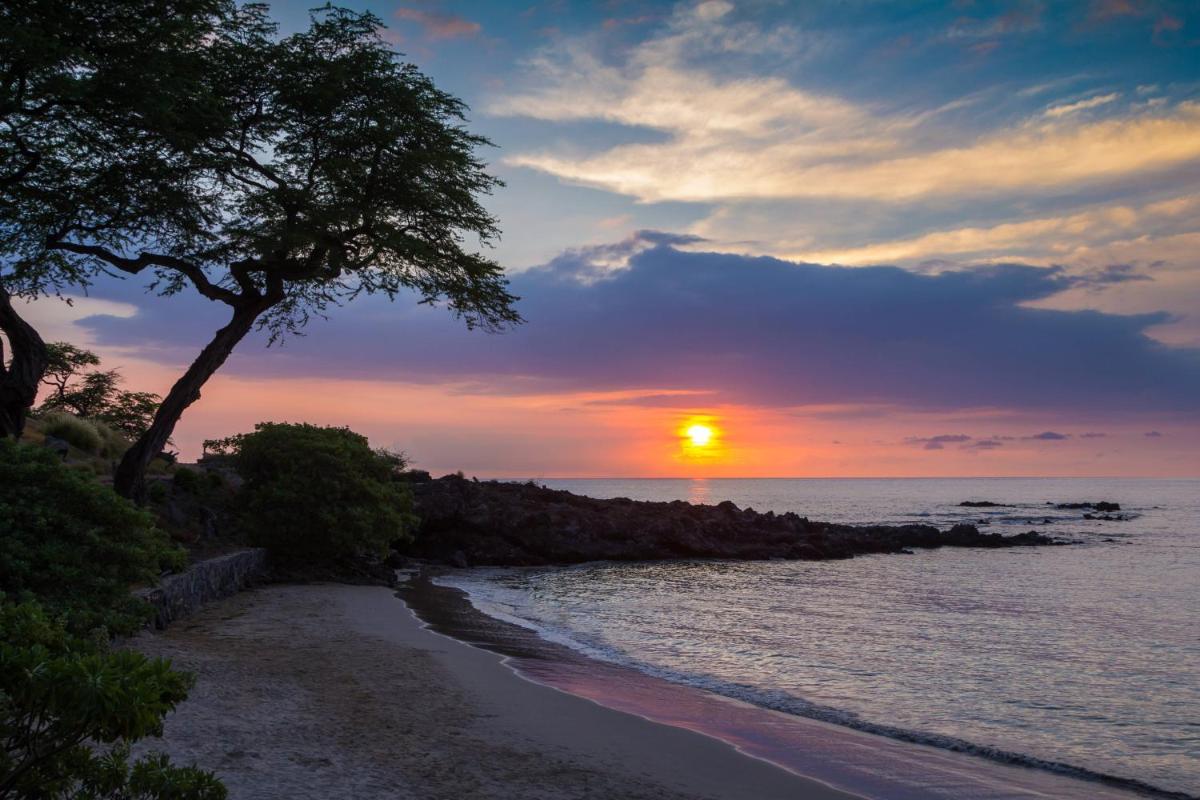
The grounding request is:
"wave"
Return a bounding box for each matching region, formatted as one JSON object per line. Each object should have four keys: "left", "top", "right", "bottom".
{"left": 437, "top": 573, "right": 1197, "bottom": 800}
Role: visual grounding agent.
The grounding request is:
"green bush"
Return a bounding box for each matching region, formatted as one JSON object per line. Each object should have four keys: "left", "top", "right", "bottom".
{"left": 0, "top": 600, "right": 226, "bottom": 799}
{"left": 209, "top": 423, "right": 415, "bottom": 566}
{"left": 0, "top": 439, "right": 185, "bottom": 635}
{"left": 39, "top": 411, "right": 103, "bottom": 454}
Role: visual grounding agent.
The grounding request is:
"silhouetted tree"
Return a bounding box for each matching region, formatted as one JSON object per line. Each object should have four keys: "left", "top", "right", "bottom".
{"left": 38, "top": 342, "right": 162, "bottom": 437}
{"left": 38, "top": 342, "right": 101, "bottom": 405}
{"left": 0, "top": 0, "right": 230, "bottom": 438}
{"left": 47, "top": 6, "right": 521, "bottom": 499}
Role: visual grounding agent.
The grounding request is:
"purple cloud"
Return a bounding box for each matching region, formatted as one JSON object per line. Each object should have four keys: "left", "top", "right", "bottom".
{"left": 76, "top": 235, "right": 1200, "bottom": 416}
{"left": 906, "top": 434, "right": 973, "bottom": 450}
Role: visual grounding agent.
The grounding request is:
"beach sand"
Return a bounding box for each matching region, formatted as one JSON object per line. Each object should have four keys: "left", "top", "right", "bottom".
{"left": 131, "top": 583, "right": 855, "bottom": 800}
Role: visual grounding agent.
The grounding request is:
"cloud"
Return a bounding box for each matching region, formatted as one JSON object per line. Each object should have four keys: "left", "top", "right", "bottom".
{"left": 75, "top": 237, "right": 1200, "bottom": 417}
{"left": 394, "top": 7, "right": 480, "bottom": 39}
{"left": 1088, "top": 0, "right": 1145, "bottom": 21}
{"left": 506, "top": 105, "right": 1200, "bottom": 203}
{"left": 541, "top": 230, "right": 706, "bottom": 283}
{"left": 1027, "top": 431, "right": 1071, "bottom": 440}
{"left": 1080, "top": 431, "right": 1108, "bottom": 438}
{"left": 1044, "top": 92, "right": 1121, "bottom": 118}
{"left": 906, "top": 434, "right": 973, "bottom": 450}
{"left": 947, "top": 1, "right": 1045, "bottom": 40}
{"left": 769, "top": 194, "right": 1200, "bottom": 272}
{"left": 491, "top": 5, "right": 1200, "bottom": 205}
{"left": 966, "top": 439, "right": 1004, "bottom": 450}
{"left": 1144, "top": 430, "right": 1164, "bottom": 437}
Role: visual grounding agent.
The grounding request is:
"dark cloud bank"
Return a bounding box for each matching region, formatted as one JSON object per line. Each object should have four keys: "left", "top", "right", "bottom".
{"left": 79, "top": 234, "right": 1200, "bottom": 415}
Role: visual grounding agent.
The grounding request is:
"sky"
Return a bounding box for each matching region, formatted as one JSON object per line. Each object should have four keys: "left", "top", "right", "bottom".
{"left": 23, "top": 0, "right": 1200, "bottom": 477}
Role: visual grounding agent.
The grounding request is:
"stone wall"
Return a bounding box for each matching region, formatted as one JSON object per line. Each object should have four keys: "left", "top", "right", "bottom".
{"left": 137, "top": 549, "right": 269, "bottom": 629}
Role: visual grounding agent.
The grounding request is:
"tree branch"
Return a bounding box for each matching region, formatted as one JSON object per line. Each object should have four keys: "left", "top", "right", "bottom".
{"left": 49, "top": 242, "right": 243, "bottom": 305}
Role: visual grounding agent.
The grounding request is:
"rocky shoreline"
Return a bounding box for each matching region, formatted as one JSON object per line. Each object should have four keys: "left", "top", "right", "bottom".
{"left": 403, "top": 475, "right": 1061, "bottom": 567}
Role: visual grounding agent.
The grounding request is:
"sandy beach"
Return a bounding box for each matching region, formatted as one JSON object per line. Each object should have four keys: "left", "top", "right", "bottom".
{"left": 132, "top": 583, "right": 854, "bottom": 800}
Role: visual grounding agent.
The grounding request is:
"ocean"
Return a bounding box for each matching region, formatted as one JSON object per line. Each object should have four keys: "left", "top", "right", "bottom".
{"left": 434, "top": 477, "right": 1200, "bottom": 798}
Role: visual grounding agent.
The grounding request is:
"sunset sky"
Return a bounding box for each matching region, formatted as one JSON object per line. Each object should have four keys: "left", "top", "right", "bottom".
{"left": 24, "top": 0, "right": 1200, "bottom": 477}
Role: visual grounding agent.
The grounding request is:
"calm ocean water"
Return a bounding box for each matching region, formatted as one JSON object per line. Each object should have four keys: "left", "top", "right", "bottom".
{"left": 439, "top": 478, "right": 1200, "bottom": 797}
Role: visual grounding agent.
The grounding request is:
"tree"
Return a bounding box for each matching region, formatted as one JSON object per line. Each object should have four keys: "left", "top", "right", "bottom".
{"left": 0, "top": 287, "right": 45, "bottom": 440}
{"left": 39, "top": 342, "right": 101, "bottom": 406}
{"left": 46, "top": 6, "right": 521, "bottom": 500}
{"left": 206, "top": 422, "right": 415, "bottom": 567}
{"left": 38, "top": 342, "right": 162, "bottom": 437}
{"left": 0, "top": 0, "right": 232, "bottom": 438}
{"left": 101, "top": 391, "right": 163, "bottom": 440}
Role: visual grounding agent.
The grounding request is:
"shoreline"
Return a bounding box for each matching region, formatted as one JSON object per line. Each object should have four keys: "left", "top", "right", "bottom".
{"left": 132, "top": 581, "right": 855, "bottom": 799}
{"left": 130, "top": 576, "right": 1187, "bottom": 800}
{"left": 407, "top": 569, "right": 1187, "bottom": 800}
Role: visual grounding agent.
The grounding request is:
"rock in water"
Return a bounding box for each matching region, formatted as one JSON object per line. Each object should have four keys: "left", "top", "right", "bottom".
{"left": 1055, "top": 501, "right": 1121, "bottom": 512}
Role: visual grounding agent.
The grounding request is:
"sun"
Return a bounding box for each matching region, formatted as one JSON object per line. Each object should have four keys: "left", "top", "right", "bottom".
{"left": 677, "top": 416, "right": 723, "bottom": 462}
{"left": 686, "top": 424, "right": 713, "bottom": 447}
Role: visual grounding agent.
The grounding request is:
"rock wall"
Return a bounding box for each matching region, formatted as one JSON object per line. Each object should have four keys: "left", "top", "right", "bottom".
{"left": 137, "top": 548, "right": 269, "bottom": 629}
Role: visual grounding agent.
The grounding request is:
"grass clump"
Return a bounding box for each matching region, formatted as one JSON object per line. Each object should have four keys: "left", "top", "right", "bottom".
{"left": 39, "top": 410, "right": 103, "bottom": 454}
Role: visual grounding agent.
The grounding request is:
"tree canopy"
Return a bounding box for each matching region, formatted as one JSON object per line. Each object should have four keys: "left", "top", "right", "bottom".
{"left": 0, "top": 0, "right": 233, "bottom": 438}
{"left": 28, "top": 4, "right": 520, "bottom": 498}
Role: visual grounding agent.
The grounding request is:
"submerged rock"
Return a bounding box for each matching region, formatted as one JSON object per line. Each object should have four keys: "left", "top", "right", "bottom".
{"left": 405, "top": 476, "right": 1062, "bottom": 567}
{"left": 958, "top": 501, "right": 1007, "bottom": 507}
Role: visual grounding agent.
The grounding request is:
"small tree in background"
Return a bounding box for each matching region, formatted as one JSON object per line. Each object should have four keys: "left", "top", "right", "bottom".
{"left": 205, "top": 423, "right": 415, "bottom": 568}
{"left": 44, "top": 6, "right": 521, "bottom": 500}
{"left": 38, "top": 342, "right": 102, "bottom": 408}
{"left": 38, "top": 342, "right": 162, "bottom": 438}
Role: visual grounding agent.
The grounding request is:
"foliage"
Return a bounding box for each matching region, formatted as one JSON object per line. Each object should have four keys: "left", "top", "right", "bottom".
{"left": 100, "top": 391, "right": 162, "bottom": 440}
{"left": 22, "top": 4, "right": 522, "bottom": 498}
{"left": 206, "top": 423, "right": 415, "bottom": 566}
{"left": 39, "top": 410, "right": 103, "bottom": 454}
{"left": 39, "top": 343, "right": 101, "bottom": 405}
{"left": 0, "top": 0, "right": 233, "bottom": 441}
{"left": 1, "top": 0, "right": 233, "bottom": 292}
{"left": 0, "top": 600, "right": 226, "bottom": 800}
{"left": 38, "top": 343, "right": 161, "bottom": 439}
{"left": 91, "top": 418, "right": 133, "bottom": 460}
{"left": 0, "top": 439, "right": 184, "bottom": 636}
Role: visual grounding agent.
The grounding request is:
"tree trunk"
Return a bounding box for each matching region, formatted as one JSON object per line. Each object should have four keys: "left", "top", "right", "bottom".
{"left": 114, "top": 295, "right": 277, "bottom": 501}
{"left": 0, "top": 285, "right": 48, "bottom": 439}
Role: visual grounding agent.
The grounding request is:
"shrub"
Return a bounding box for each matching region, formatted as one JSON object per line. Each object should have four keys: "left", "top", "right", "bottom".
{"left": 0, "top": 439, "right": 185, "bottom": 635}
{"left": 209, "top": 423, "right": 416, "bottom": 566}
{"left": 172, "top": 467, "right": 202, "bottom": 494}
{"left": 92, "top": 418, "right": 132, "bottom": 460}
{"left": 39, "top": 411, "right": 103, "bottom": 454}
{"left": 0, "top": 600, "right": 226, "bottom": 799}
